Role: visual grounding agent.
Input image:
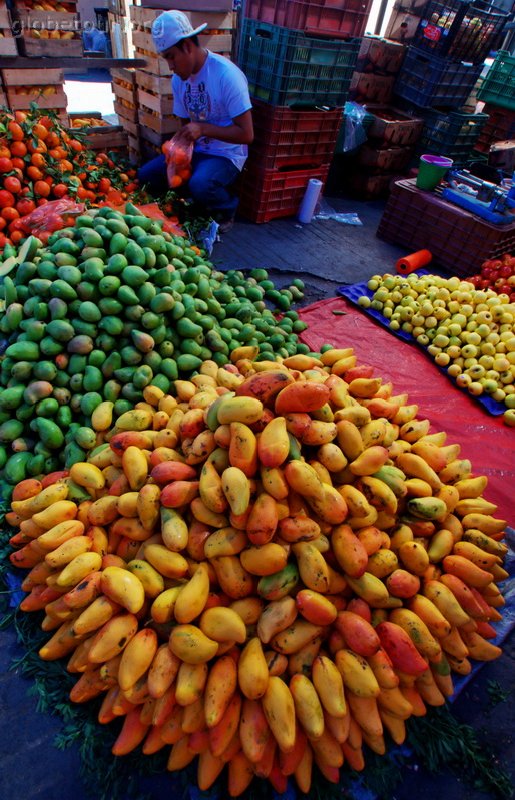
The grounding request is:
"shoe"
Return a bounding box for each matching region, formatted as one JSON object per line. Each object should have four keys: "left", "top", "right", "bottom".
{"left": 217, "top": 215, "right": 235, "bottom": 234}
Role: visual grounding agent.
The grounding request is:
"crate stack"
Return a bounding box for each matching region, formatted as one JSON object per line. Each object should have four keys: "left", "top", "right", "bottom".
{"left": 111, "top": 68, "right": 140, "bottom": 164}
{"left": 393, "top": 0, "right": 510, "bottom": 167}
{"left": 0, "top": 1, "right": 16, "bottom": 55}
{"left": 344, "top": 106, "right": 424, "bottom": 198}
{"left": 474, "top": 51, "right": 515, "bottom": 172}
{"left": 384, "top": 0, "right": 427, "bottom": 45}
{"left": 130, "top": 3, "right": 234, "bottom": 162}
{"left": 10, "top": 0, "right": 82, "bottom": 57}
{"left": 349, "top": 34, "right": 407, "bottom": 106}
{"left": 1, "top": 67, "right": 68, "bottom": 122}
{"left": 236, "top": 0, "right": 367, "bottom": 223}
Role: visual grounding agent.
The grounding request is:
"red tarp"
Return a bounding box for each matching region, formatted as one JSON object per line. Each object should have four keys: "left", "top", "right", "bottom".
{"left": 299, "top": 296, "right": 514, "bottom": 526}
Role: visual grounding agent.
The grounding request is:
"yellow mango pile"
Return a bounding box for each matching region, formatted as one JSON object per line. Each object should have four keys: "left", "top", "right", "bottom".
{"left": 7, "top": 347, "right": 509, "bottom": 796}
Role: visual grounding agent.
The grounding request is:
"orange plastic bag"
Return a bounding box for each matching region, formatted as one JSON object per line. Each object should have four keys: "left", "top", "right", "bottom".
{"left": 18, "top": 199, "right": 85, "bottom": 244}
{"left": 162, "top": 134, "right": 193, "bottom": 189}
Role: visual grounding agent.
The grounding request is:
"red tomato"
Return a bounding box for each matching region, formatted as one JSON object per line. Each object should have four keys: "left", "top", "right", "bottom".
{"left": 0, "top": 156, "right": 13, "bottom": 173}
{"left": 16, "top": 198, "right": 36, "bottom": 217}
{"left": 4, "top": 176, "right": 21, "bottom": 194}
{"left": 0, "top": 189, "right": 15, "bottom": 208}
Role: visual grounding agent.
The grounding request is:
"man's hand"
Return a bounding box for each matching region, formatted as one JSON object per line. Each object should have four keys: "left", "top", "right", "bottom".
{"left": 177, "top": 122, "right": 204, "bottom": 143}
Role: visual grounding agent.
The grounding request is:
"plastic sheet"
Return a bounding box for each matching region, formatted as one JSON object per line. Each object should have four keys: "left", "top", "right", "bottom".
{"left": 299, "top": 295, "right": 515, "bottom": 525}
{"left": 313, "top": 198, "right": 363, "bottom": 225}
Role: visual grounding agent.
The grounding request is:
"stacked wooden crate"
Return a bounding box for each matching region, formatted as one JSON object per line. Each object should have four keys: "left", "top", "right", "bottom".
{"left": 349, "top": 36, "right": 406, "bottom": 106}
{"left": 345, "top": 106, "right": 424, "bottom": 198}
{"left": 0, "top": 1, "right": 17, "bottom": 55}
{"left": 111, "top": 67, "right": 140, "bottom": 163}
{"left": 10, "top": 0, "right": 82, "bottom": 57}
{"left": 130, "top": 4, "right": 235, "bottom": 161}
{"left": 68, "top": 112, "right": 129, "bottom": 154}
{"left": 1, "top": 67, "right": 68, "bottom": 122}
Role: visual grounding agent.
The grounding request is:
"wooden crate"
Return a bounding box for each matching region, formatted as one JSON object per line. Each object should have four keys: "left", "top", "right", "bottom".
{"left": 19, "top": 35, "right": 83, "bottom": 56}
{"left": 132, "top": 28, "right": 232, "bottom": 57}
{"left": 138, "top": 0, "right": 233, "bottom": 10}
{"left": 14, "top": 10, "right": 81, "bottom": 31}
{"left": 0, "top": 32, "right": 19, "bottom": 55}
{"left": 137, "top": 87, "right": 173, "bottom": 116}
{"left": 68, "top": 112, "right": 129, "bottom": 152}
{"left": 7, "top": 87, "right": 68, "bottom": 110}
{"left": 2, "top": 67, "right": 64, "bottom": 86}
{"left": 0, "top": 2, "right": 10, "bottom": 28}
{"left": 130, "top": 5, "right": 234, "bottom": 31}
{"left": 118, "top": 115, "right": 140, "bottom": 138}
{"left": 138, "top": 106, "right": 179, "bottom": 136}
{"left": 135, "top": 69, "right": 171, "bottom": 96}
{"left": 114, "top": 98, "right": 139, "bottom": 124}
{"left": 0, "top": 1, "right": 18, "bottom": 55}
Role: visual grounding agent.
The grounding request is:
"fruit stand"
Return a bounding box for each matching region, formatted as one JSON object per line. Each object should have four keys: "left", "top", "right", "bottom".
{"left": 0, "top": 1, "right": 514, "bottom": 799}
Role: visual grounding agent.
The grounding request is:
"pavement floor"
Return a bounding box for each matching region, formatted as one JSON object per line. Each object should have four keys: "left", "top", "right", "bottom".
{"left": 0, "top": 71, "right": 513, "bottom": 800}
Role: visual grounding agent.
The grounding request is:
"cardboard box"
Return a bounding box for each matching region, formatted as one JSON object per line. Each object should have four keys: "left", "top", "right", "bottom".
{"left": 356, "top": 37, "right": 406, "bottom": 76}
{"left": 384, "top": 10, "right": 421, "bottom": 43}
{"left": 349, "top": 73, "right": 395, "bottom": 105}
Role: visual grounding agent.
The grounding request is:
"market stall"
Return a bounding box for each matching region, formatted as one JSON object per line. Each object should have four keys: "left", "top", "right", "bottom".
{"left": 0, "top": 0, "right": 514, "bottom": 799}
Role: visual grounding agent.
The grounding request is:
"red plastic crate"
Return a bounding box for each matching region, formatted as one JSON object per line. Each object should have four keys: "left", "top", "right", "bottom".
{"left": 248, "top": 101, "right": 343, "bottom": 169}
{"left": 238, "top": 163, "right": 330, "bottom": 223}
{"left": 244, "top": 0, "right": 371, "bottom": 39}
{"left": 377, "top": 179, "right": 515, "bottom": 277}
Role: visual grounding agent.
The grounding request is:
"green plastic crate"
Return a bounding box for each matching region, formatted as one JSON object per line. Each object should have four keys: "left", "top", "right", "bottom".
{"left": 477, "top": 51, "right": 515, "bottom": 111}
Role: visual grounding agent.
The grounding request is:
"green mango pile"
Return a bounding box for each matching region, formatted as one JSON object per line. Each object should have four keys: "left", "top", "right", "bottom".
{"left": 0, "top": 204, "right": 309, "bottom": 488}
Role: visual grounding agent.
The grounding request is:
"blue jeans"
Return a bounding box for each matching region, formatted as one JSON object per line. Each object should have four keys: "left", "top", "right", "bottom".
{"left": 138, "top": 151, "right": 240, "bottom": 217}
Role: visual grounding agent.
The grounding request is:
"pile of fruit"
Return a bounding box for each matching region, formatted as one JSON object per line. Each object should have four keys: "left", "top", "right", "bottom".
{"left": 7, "top": 353, "right": 508, "bottom": 795}
{"left": 468, "top": 254, "right": 515, "bottom": 299}
{"left": 0, "top": 106, "right": 137, "bottom": 248}
{"left": 358, "top": 272, "right": 515, "bottom": 424}
{"left": 0, "top": 204, "right": 308, "bottom": 490}
{"left": 22, "top": 1, "right": 76, "bottom": 9}
{"left": 69, "top": 118, "right": 111, "bottom": 129}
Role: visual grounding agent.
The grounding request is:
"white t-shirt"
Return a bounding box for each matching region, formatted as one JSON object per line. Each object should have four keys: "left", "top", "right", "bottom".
{"left": 172, "top": 51, "right": 252, "bottom": 172}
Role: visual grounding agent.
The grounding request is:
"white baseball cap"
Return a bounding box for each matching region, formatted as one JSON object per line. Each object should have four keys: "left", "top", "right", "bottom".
{"left": 151, "top": 10, "right": 207, "bottom": 53}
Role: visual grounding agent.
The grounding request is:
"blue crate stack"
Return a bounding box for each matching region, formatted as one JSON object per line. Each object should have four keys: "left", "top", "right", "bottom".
{"left": 393, "top": 0, "right": 511, "bottom": 167}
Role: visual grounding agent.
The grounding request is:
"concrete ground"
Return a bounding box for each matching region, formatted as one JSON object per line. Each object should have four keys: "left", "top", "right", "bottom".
{"left": 0, "top": 72, "right": 512, "bottom": 800}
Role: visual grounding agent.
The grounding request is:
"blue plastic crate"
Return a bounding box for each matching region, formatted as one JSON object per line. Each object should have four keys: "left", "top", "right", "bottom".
{"left": 238, "top": 18, "right": 360, "bottom": 107}
{"left": 394, "top": 46, "right": 483, "bottom": 109}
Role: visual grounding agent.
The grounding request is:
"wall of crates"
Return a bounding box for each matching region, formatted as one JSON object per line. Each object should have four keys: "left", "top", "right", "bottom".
{"left": 233, "top": 0, "right": 370, "bottom": 222}
{"left": 389, "top": 0, "right": 511, "bottom": 168}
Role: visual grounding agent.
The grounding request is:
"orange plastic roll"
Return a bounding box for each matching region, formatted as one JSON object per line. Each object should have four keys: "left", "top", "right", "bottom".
{"left": 395, "top": 249, "right": 432, "bottom": 275}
